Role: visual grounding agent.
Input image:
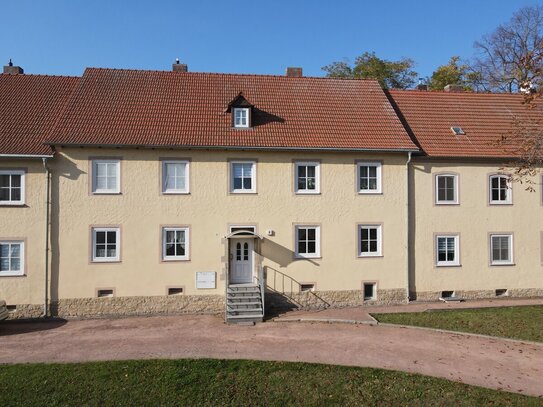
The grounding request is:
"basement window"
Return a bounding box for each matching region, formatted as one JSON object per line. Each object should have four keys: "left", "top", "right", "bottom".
{"left": 495, "top": 289, "right": 508, "bottom": 297}
{"left": 300, "top": 283, "right": 315, "bottom": 292}
{"left": 168, "top": 287, "right": 184, "bottom": 295}
{"left": 7, "top": 305, "right": 17, "bottom": 313}
{"left": 97, "top": 289, "right": 114, "bottom": 298}
{"left": 440, "top": 290, "right": 455, "bottom": 299}
{"left": 363, "top": 283, "right": 376, "bottom": 300}
{"left": 450, "top": 127, "right": 465, "bottom": 136}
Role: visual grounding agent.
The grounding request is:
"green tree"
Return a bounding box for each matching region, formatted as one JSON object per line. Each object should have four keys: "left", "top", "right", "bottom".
{"left": 428, "top": 56, "right": 473, "bottom": 90}
{"left": 322, "top": 52, "right": 418, "bottom": 89}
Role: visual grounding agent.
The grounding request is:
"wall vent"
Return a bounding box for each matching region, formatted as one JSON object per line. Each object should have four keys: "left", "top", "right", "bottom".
{"left": 168, "top": 287, "right": 184, "bottom": 295}
{"left": 97, "top": 289, "right": 114, "bottom": 298}
{"left": 495, "top": 289, "right": 508, "bottom": 297}
{"left": 300, "top": 283, "right": 315, "bottom": 292}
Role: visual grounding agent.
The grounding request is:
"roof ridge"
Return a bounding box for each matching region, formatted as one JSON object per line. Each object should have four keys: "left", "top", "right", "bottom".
{"left": 83, "top": 67, "right": 381, "bottom": 82}
{"left": 389, "top": 89, "right": 525, "bottom": 97}
{"left": 0, "top": 73, "right": 80, "bottom": 79}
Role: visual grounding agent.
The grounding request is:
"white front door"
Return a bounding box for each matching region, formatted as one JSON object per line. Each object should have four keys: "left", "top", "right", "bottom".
{"left": 230, "top": 238, "right": 253, "bottom": 284}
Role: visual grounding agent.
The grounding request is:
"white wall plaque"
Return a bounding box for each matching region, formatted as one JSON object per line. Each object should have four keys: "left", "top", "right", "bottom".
{"left": 196, "top": 271, "right": 216, "bottom": 289}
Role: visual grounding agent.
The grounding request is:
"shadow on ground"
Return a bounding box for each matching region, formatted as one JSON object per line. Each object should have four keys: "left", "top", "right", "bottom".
{"left": 0, "top": 318, "right": 68, "bottom": 336}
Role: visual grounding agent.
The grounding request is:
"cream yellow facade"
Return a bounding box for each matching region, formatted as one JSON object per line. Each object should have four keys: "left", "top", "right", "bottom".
{"left": 410, "top": 159, "right": 543, "bottom": 300}
{"left": 50, "top": 148, "right": 409, "bottom": 300}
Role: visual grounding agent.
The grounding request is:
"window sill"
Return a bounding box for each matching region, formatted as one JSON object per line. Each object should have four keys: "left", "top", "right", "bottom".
{"left": 90, "top": 260, "right": 122, "bottom": 264}
{"left": 161, "top": 258, "right": 190, "bottom": 262}
{"left": 490, "top": 262, "right": 515, "bottom": 267}
{"left": 435, "top": 264, "right": 461, "bottom": 268}
{"left": 435, "top": 202, "right": 459, "bottom": 206}
{"left": 92, "top": 192, "right": 122, "bottom": 195}
{"left": 0, "top": 273, "right": 26, "bottom": 277}
{"left": 162, "top": 191, "right": 190, "bottom": 195}
{"left": 358, "top": 254, "right": 383, "bottom": 258}
{"left": 295, "top": 191, "right": 321, "bottom": 195}
{"left": 489, "top": 202, "right": 512, "bottom": 206}
{"left": 358, "top": 191, "right": 383, "bottom": 195}
{"left": 0, "top": 203, "right": 27, "bottom": 207}
{"left": 230, "top": 191, "right": 257, "bottom": 195}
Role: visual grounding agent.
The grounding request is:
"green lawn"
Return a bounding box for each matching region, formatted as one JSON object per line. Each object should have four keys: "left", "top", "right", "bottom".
{"left": 373, "top": 305, "right": 543, "bottom": 342}
{"left": 0, "top": 359, "right": 540, "bottom": 406}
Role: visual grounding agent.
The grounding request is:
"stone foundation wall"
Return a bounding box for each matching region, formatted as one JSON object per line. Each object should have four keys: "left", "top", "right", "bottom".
{"left": 6, "top": 294, "right": 224, "bottom": 320}
{"left": 414, "top": 288, "right": 543, "bottom": 302}
{"left": 265, "top": 288, "right": 408, "bottom": 314}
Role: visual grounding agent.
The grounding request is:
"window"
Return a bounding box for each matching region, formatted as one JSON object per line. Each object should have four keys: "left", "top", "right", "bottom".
{"left": 295, "top": 225, "right": 320, "bottom": 258}
{"left": 436, "top": 235, "right": 460, "bottom": 266}
{"left": 489, "top": 175, "right": 511, "bottom": 204}
{"left": 295, "top": 162, "right": 320, "bottom": 194}
{"left": 97, "top": 289, "right": 114, "bottom": 298}
{"left": 357, "top": 162, "right": 382, "bottom": 194}
{"left": 450, "top": 127, "right": 465, "bottom": 136}
{"left": 233, "top": 108, "right": 249, "bottom": 128}
{"left": 363, "top": 283, "right": 376, "bottom": 300}
{"left": 435, "top": 174, "right": 458, "bottom": 204}
{"left": 230, "top": 161, "right": 256, "bottom": 193}
{"left": 92, "top": 159, "right": 120, "bottom": 194}
{"left": 162, "top": 160, "right": 189, "bottom": 194}
{"left": 358, "top": 225, "right": 382, "bottom": 257}
{"left": 162, "top": 227, "right": 189, "bottom": 261}
{"left": 0, "top": 170, "right": 25, "bottom": 205}
{"left": 0, "top": 241, "right": 24, "bottom": 276}
{"left": 490, "top": 234, "right": 513, "bottom": 265}
{"left": 92, "top": 228, "right": 120, "bottom": 262}
{"left": 168, "top": 287, "right": 184, "bottom": 295}
{"left": 300, "top": 283, "right": 315, "bottom": 292}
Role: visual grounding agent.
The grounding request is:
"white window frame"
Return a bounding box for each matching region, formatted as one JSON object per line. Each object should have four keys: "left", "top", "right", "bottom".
{"left": 358, "top": 225, "right": 382, "bottom": 257}
{"left": 490, "top": 234, "right": 513, "bottom": 265}
{"left": 357, "top": 162, "right": 382, "bottom": 194}
{"left": 162, "top": 160, "right": 189, "bottom": 194}
{"left": 489, "top": 174, "right": 512, "bottom": 205}
{"left": 0, "top": 170, "right": 25, "bottom": 205}
{"left": 162, "top": 227, "right": 190, "bottom": 261}
{"left": 91, "top": 227, "right": 120, "bottom": 262}
{"left": 230, "top": 161, "right": 256, "bottom": 193}
{"left": 233, "top": 108, "right": 250, "bottom": 128}
{"left": 92, "top": 159, "right": 121, "bottom": 194}
{"left": 435, "top": 174, "right": 458, "bottom": 204}
{"left": 0, "top": 240, "right": 24, "bottom": 276}
{"left": 435, "top": 235, "right": 460, "bottom": 267}
{"left": 295, "top": 225, "right": 321, "bottom": 259}
{"left": 295, "top": 161, "right": 320, "bottom": 194}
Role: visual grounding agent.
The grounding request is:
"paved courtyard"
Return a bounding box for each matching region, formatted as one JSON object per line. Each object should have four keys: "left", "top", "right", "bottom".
{"left": 1, "top": 305, "right": 542, "bottom": 397}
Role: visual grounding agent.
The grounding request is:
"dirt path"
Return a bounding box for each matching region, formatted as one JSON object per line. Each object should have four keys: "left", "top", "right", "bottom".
{"left": 1, "top": 314, "right": 542, "bottom": 397}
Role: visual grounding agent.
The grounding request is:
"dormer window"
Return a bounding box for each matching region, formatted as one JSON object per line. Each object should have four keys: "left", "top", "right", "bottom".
{"left": 234, "top": 108, "right": 249, "bottom": 128}
{"left": 227, "top": 93, "right": 253, "bottom": 129}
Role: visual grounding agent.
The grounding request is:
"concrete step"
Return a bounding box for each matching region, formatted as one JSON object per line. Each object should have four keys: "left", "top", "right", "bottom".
{"left": 228, "top": 288, "right": 260, "bottom": 294}
{"left": 228, "top": 301, "right": 262, "bottom": 308}
{"left": 227, "top": 309, "right": 263, "bottom": 316}
{"left": 227, "top": 315, "right": 263, "bottom": 325}
{"left": 227, "top": 294, "right": 261, "bottom": 300}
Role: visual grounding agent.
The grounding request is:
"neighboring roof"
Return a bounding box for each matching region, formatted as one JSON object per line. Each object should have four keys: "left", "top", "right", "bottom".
{"left": 47, "top": 68, "right": 418, "bottom": 152}
{"left": 0, "top": 74, "right": 79, "bottom": 156}
{"left": 387, "top": 89, "right": 542, "bottom": 158}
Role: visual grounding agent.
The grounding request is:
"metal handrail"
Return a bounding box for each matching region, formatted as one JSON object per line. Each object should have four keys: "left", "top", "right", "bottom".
{"left": 253, "top": 266, "right": 265, "bottom": 317}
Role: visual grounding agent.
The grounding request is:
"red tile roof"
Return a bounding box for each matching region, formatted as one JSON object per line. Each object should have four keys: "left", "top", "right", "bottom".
{"left": 388, "top": 89, "right": 542, "bottom": 158}
{"left": 47, "top": 68, "right": 418, "bottom": 152}
{"left": 0, "top": 74, "right": 79, "bottom": 156}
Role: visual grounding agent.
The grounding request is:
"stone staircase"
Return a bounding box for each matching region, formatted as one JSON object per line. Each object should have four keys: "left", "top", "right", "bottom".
{"left": 226, "top": 284, "right": 264, "bottom": 324}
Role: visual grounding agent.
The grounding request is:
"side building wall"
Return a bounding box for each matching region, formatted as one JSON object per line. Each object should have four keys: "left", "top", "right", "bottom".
{"left": 0, "top": 159, "right": 47, "bottom": 318}
{"left": 410, "top": 159, "right": 543, "bottom": 300}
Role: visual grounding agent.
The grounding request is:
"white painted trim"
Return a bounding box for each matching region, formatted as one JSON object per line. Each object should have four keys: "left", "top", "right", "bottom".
{"left": 294, "top": 161, "right": 321, "bottom": 194}
{"left": 358, "top": 224, "right": 382, "bottom": 257}
{"left": 230, "top": 160, "right": 257, "bottom": 193}
{"left": 162, "top": 227, "right": 190, "bottom": 261}
{"left": 0, "top": 240, "right": 25, "bottom": 276}
{"left": 435, "top": 173, "right": 458, "bottom": 204}
{"left": 92, "top": 159, "right": 121, "bottom": 194}
{"left": 357, "top": 161, "right": 382, "bottom": 194}
{"left": 0, "top": 169, "right": 25, "bottom": 205}
{"left": 435, "top": 235, "right": 460, "bottom": 267}
{"left": 162, "top": 160, "right": 190, "bottom": 194}
{"left": 92, "top": 227, "right": 120, "bottom": 262}
{"left": 490, "top": 234, "right": 514, "bottom": 265}
{"left": 294, "top": 225, "right": 321, "bottom": 258}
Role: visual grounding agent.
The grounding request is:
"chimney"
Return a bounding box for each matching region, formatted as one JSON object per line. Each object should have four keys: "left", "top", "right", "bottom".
{"left": 416, "top": 78, "right": 427, "bottom": 91}
{"left": 3, "top": 59, "right": 24, "bottom": 75}
{"left": 172, "top": 58, "right": 188, "bottom": 73}
{"left": 286, "top": 67, "right": 302, "bottom": 77}
{"left": 444, "top": 84, "right": 464, "bottom": 92}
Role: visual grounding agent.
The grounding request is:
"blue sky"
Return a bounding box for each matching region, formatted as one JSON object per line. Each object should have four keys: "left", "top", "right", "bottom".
{"left": 0, "top": 1, "right": 539, "bottom": 79}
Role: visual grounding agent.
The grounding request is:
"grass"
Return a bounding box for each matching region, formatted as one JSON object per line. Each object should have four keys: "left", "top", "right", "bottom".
{"left": 373, "top": 305, "right": 543, "bottom": 342}
{"left": 0, "top": 359, "right": 540, "bottom": 406}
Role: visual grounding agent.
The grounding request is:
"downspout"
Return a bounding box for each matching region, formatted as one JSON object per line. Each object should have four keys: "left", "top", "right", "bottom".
{"left": 405, "top": 152, "right": 412, "bottom": 302}
{"left": 42, "top": 158, "right": 50, "bottom": 317}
